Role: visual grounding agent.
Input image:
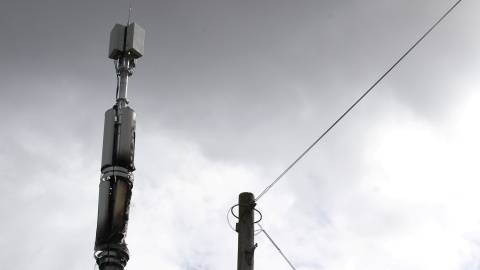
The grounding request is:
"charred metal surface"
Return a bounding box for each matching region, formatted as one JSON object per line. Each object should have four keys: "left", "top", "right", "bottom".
{"left": 94, "top": 173, "right": 134, "bottom": 270}
{"left": 94, "top": 21, "right": 144, "bottom": 270}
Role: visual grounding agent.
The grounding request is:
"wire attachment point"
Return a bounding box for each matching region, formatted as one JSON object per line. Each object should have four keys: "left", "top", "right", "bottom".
{"left": 227, "top": 203, "right": 263, "bottom": 232}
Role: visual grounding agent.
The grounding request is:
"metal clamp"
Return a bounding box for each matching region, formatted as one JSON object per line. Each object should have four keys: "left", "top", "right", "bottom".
{"left": 95, "top": 249, "right": 129, "bottom": 269}
{"left": 101, "top": 166, "right": 134, "bottom": 184}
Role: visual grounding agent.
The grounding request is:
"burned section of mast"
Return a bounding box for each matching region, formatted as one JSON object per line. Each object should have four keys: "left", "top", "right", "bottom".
{"left": 94, "top": 22, "right": 145, "bottom": 270}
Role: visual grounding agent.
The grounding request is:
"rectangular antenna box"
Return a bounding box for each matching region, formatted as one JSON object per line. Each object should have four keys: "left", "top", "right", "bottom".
{"left": 109, "top": 23, "right": 145, "bottom": 59}
{"left": 109, "top": 24, "right": 125, "bottom": 59}
{"left": 125, "top": 23, "right": 145, "bottom": 58}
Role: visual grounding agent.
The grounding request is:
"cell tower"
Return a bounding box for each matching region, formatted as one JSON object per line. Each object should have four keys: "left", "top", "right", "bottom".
{"left": 94, "top": 21, "right": 145, "bottom": 270}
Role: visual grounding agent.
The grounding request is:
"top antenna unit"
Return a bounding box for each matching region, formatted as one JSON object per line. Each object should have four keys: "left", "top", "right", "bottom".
{"left": 108, "top": 22, "right": 145, "bottom": 59}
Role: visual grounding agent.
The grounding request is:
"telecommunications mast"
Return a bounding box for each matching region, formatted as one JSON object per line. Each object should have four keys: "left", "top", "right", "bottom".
{"left": 94, "top": 20, "right": 145, "bottom": 270}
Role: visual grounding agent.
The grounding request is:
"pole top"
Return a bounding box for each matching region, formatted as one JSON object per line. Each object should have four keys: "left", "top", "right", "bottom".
{"left": 239, "top": 192, "right": 255, "bottom": 203}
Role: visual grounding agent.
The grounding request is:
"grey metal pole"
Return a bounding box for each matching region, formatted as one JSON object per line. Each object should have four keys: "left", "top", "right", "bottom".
{"left": 95, "top": 22, "right": 144, "bottom": 270}
{"left": 237, "top": 192, "right": 256, "bottom": 270}
{"left": 117, "top": 55, "right": 130, "bottom": 109}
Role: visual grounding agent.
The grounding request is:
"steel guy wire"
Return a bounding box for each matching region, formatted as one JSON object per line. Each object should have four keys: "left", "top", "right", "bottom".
{"left": 255, "top": 0, "right": 463, "bottom": 202}
{"left": 258, "top": 223, "right": 296, "bottom": 270}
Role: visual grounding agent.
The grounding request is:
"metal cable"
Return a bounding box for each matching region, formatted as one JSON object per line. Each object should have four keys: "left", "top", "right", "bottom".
{"left": 227, "top": 206, "right": 236, "bottom": 231}
{"left": 255, "top": 0, "right": 463, "bottom": 202}
{"left": 258, "top": 223, "right": 296, "bottom": 270}
{"left": 115, "top": 60, "right": 120, "bottom": 100}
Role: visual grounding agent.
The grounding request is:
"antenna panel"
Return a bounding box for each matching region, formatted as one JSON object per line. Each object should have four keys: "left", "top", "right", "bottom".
{"left": 109, "top": 24, "right": 126, "bottom": 59}
{"left": 111, "top": 178, "right": 131, "bottom": 234}
{"left": 101, "top": 108, "right": 116, "bottom": 170}
{"left": 126, "top": 23, "right": 145, "bottom": 59}
{"left": 117, "top": 107, "right": 136, "bottom": 170}
{"left": 95, "top": 180, "right": 111, "bottom": 245}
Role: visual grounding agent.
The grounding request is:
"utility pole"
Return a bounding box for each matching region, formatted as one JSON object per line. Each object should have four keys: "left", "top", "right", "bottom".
{"left": 237, "top": 192, "right": 256, "bottom": 270}
{"left": 94, "top": 21, "right": 145, "bottom": 270}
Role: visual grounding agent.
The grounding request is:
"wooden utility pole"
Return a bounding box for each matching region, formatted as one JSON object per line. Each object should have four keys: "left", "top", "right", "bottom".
{"left": 237, "top": 192, "right": 256, "bottom": 270}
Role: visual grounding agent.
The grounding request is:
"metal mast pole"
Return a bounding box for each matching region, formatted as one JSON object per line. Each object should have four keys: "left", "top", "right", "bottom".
{"left": 94, "top": 22, "right": 145, "bottom": 270}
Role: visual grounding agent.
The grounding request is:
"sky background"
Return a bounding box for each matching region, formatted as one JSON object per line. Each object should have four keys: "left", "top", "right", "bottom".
{"left": 1, "top": 0, "right": 480, "bottom": 269}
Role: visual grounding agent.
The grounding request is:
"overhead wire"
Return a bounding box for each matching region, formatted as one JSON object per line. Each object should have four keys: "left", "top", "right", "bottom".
{"left": 258, "top": 223, "right": 296, "bottom": 270}
{"left": 254, "top": 0, "right": 463, "bottom": 202}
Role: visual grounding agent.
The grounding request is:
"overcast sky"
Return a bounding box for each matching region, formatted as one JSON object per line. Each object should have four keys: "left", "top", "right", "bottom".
{"left": 1, "top": 0, "right": 480, "bottom": 269}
